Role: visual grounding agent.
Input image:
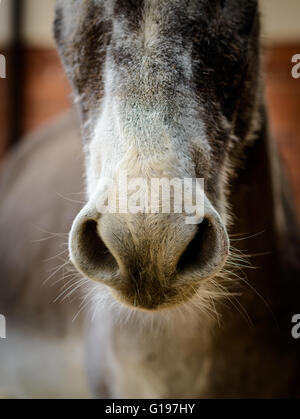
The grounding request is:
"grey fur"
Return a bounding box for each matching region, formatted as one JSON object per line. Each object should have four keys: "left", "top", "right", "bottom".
{"left": 0, "top": 0, "right": 300, "bottom": 398}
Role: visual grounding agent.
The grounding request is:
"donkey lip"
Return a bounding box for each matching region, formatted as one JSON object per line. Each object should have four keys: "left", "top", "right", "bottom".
{"left": 108, "top": 279, "right": 200, "bottom": 312}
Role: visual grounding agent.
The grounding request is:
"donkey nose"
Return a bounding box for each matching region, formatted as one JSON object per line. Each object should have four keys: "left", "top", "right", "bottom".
{"left": 69, "top": 206, "right": 229, "bottom": 309}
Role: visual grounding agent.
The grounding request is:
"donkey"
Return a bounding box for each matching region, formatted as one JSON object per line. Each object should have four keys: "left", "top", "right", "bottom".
{"left": 0, "top": 0, "right": 300, "bottom": 398}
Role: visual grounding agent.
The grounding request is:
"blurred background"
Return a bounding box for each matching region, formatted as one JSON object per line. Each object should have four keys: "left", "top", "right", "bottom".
{"left": 0, "top": 0, "right": 299, "bottom": 212}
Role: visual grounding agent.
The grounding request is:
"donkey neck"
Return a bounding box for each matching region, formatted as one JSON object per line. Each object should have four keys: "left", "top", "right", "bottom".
{"left": 228, "top": 107, "right": 300, "bottom": 326}
{"left": 230, "top": 111, "right": 280, "bottom": 260}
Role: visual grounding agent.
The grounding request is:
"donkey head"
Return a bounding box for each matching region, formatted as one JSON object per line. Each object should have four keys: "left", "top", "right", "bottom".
{"left": 54, "top": 0, "right": 260, "bottom": 311}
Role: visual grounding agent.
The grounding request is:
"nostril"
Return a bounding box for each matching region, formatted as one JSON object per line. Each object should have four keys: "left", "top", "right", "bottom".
{"left": 177, "top": 219, "right": 213, "bottom": 271}
{"left": 71, "top": 219, "right": 118, "bottom": 279}
{"left": 177, "top": 218, "right": 228, "bottom": 278}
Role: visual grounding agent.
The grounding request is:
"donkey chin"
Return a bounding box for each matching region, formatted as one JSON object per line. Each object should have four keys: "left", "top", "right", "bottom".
{"left": 69, "top": 195, "right": 229, "bottom": 312}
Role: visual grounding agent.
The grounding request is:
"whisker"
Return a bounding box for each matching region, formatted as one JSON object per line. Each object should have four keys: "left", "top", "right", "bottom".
{"left": 55, "top": 192, "right": 86, "bottom": 205}
{"left": 43, "top": 248, "right": 69, "bottom": 263}
{"left": 42, "top": 260, "right": 70, "bottom": 287}
{"left": 229, "top": 230, "right": 265, "bottom": 242}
